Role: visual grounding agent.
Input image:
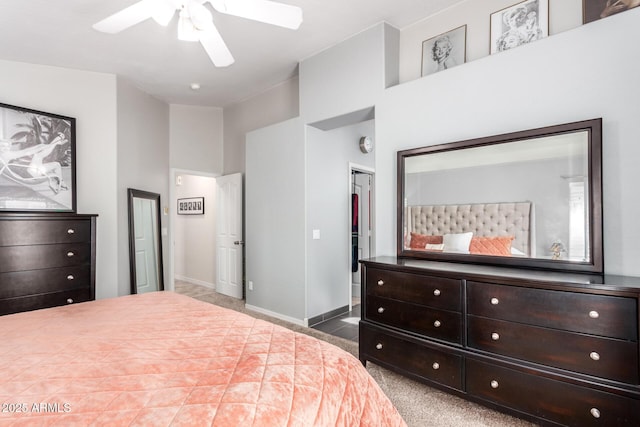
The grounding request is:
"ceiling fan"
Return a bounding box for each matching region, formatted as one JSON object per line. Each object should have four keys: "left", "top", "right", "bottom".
{"left": 93, "top": 0, "right": 303, "bottom": 67}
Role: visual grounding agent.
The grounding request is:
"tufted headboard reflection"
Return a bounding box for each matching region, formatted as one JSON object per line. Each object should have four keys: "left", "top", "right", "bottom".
{"left": 406, "top": 202, "right": 534, "bottom": 256}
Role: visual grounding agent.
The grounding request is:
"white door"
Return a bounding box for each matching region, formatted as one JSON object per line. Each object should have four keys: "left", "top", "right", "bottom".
{"left": 215, "top": 173, "right": 243, "bottom": 299}
{"left": 134, "top": 197, "right": 160, "bottom": 293}
{"left": 351, "top": 172, "right": 371, "bottom": 286}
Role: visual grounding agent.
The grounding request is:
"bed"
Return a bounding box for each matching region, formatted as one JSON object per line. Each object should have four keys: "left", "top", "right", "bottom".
{"left": 0, "top": 292, "right": 405, "bottom": 426}
{"left": 405, "top": 202, "right": 534, "bottom": 257}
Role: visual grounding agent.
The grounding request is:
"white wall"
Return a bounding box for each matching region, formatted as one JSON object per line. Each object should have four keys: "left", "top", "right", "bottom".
{"left": 306, "top": 120, "right": 375, "bottom": 318}
{"left": 170, "top": 104, "right": 223, "bottom": 174}
{"left": 376, "top": 9, "right": 640, "bottom": 276}
{"left": 399, "top": 0, "right": 583, "bottom": 83}
{"left": 117, "top": 78, "right": 170, "bottom": 296}
{"left": 299, "top": 23, "right": 398, "bottom": 124}
{"left": 245, "top": 118, "right": 306, "bottom": 321}
{"left": 0, "top": 60, "right": 120, "bottom": 299}
{"left": 223, "top": 78, "right": 299, "bottom": 175}
{"left": 174, "top": 174, "right": 216, "bottom": 287}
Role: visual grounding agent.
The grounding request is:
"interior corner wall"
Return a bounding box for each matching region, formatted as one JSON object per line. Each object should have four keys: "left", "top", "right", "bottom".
{"left": 0, "top": 60, "right": 119, "bottom": 299}
{"left": 223, "top": 77, "right": 300, "bottom": 175}
{"left": 399, "top": 0, "right": 583, "bottom": 83}
{"left": 375, "top": 9, "right": 640, "bottom": 277}
{"left": 299, "top": 23, "right": 387, "bottom": 124}
{"left": 245, "top": 117, "right": 306, "bottom": 321}
{"left": 116, "top": 78, "right": 170, "bottom": 296}
{"left": 306, "top": 120, "right": 375, "bottom": 319}
{"left": 169, "top": 104, "right": 223, "bottom": 175}
{"left": 174, "top": 174, "right": 216, "bottom": 287}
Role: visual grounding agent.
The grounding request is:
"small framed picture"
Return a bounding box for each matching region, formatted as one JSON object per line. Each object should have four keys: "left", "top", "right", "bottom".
{"left": 421, "top": 25, "right": 467, "bottom": 77}
{"left": 177, "top": 197, "right": 204, "bottom": 215}
{"left": 583, "top": 0, "right": 640, "bottom": 24}
{"left": 0, "top": 102, "right": 76, "bottom": 212}
{"left": 490, "top": 0, "right": 549, "bottom": 54}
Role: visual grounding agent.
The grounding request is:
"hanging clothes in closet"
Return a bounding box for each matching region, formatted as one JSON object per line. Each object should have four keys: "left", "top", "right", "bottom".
{"left": 352, "top": 190, "right": 359, "bottom": 273}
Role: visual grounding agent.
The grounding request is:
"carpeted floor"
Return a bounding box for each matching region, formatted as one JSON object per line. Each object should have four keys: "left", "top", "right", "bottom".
{"left": 175, "top": 281, "right": 536, "bottom": 427}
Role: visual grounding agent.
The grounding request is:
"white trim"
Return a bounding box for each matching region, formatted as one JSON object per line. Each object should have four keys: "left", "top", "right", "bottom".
{"left": 175, "top": 275, "right": 215, "bottom": 289}
{"left": 348, "top": 162, "right": 375, "bottom": 312}
{"left": 245, "top": 304, "right": 309, "bottom": 327}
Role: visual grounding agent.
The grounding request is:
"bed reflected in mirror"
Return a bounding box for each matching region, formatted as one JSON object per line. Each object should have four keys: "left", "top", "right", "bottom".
{"left": 128, "top": 188, "right": 164, "bottom": 293}
{"left": 398, "top": 118, "right": 603, "bottom": 274}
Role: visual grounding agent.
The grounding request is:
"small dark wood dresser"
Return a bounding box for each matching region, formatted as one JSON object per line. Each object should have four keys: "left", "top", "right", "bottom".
{"left": 360, "top": 256, "right": 640, "bottom": 427}
{"left": 0, "top": 213, "right": 97, "bottom": 315}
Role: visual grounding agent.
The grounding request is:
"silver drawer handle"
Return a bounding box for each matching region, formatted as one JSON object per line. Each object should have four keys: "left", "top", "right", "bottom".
{"left": 433, "top": 289, "right": 441, "bottom": 296}
{"left": 590, "top": 351, "right": 600, "bottom": 361}
{"left": 589, "top": 310, "right": 599, "bottom": 319}
{"left": 490, "top": 380, "right": 499, "bottom": 389}
{"left": 66, "top": 298, "right": 74, "bottom": 304}
{"left": 67, "top": 275, "right": 74, "bottom": 281}
{"left": 491, "top": 332, "right": 500, "bottom": 341}
{"left": 590, "top": 408, "right": 601, "bottom": 419}
{"left": 377, "top": 307, "right": 385, "bottom": 314}
{"left": 433, "top": 320, "right": 441, "bottom": 328}
{"left": 432, "top": 362, "right": 440, "bottom": 370}
{"left": 490, "top": 297, "right": 499, "bottom": 305}
{"left": 377, "top": 280, "right": 384, "bottom": 286}
{"left": 67, "top": 228, "right": 75, "bottom": 235}
{"left": 375, "top": 343, "right": 383, "bottom": 350}
{"left": 67, "top": 251, "right": 75, "bottom": 258}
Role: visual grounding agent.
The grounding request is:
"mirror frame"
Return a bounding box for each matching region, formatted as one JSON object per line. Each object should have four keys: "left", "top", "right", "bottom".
{"left": 128, "top": 188, "right": 165, "bottom": 293}
{"left": 397, "top": 118, "right": 603, "bottom": 274}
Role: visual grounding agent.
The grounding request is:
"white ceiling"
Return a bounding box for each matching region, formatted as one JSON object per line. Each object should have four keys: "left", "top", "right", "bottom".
{"left": 0, "top": 0, "right": 466, "bottom": 107}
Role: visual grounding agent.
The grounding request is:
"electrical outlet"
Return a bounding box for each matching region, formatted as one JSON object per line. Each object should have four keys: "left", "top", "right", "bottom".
{"left": 248, "top": 281, "right": 254, "bottom": 291}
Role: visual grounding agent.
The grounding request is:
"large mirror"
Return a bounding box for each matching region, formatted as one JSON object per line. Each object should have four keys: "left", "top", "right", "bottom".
{"left": 398, "top": 118, "right": 603, "bottom": 274}
{"left": 128, "top": 188, "right": 164, "bottom": 293}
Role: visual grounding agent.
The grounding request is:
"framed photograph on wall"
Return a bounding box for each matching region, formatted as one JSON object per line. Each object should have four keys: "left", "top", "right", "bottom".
{"left": 0, "top": 102, "right": 76, "bottom": 212}
{"left": 177, "top": 197, "right": 205, "bottom": 215}
{"left": 421, "top": 25, "right": 467, "bottom": 77}
{"left": 490, "top": 0, "right": 549, "bottom": 54}
{"left": 583, "top": 0, "right": 640, "bottom": 23}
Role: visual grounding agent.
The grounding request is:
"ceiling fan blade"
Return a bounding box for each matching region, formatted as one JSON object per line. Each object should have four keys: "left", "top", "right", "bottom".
{"left": 199, "top": 25, "right": 235, "bottom": 67}
{"left": 93, "top": 0, "right": 156, "bottom": 33}
{"left": 207, "top": 0, "right": 303, "bottom": 30}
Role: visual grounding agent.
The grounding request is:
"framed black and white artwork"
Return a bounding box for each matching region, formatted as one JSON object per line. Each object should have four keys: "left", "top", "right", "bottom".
{"left": 583, "top": 0, "right": 640, "bottom": 23}
{"left": 0, "top": 102, "right": 76, "bottom": 212}
{"left": 490, "top": 0, "right": 549, "bottom": 54}
{"left": 177, "top": 197, "right": 205, "bottom": 215}
{"left": 421, "top": 25, "right": 467, "bottom": 77}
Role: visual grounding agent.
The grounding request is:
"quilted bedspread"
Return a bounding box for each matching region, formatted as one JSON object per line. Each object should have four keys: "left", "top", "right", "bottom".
{"left": 0, "top": 292, "right": 405, "bottom": 427}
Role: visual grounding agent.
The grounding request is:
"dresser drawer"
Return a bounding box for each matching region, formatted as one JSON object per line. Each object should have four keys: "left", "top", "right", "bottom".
{"left": 0, "top": 266, "right": 91, "bottom": 299}
{"left": 466, "top": 359, "right": 640, "bottom": 427}
{"left": 367, "top": 295, "right": 462, "bottom": 344}
{"left": 0, "top": 219, "right": 91, "bottom": 246}
{"left": 0, "top": 288, "right": 93, "bottom": 315}
{"left": 468, "top": 316, "right": 639, "bottom": 384}
{"left": 360, "top": 324, "right": 463, "bottom": 390}
{"left": 366, "top": 267, "right": 461, "bottom": 311}
{"left": 0, "top": 243, "right": 91, "bottom": 273}
{"left": 468, "top": 281, "right": 638, "bottom": 340}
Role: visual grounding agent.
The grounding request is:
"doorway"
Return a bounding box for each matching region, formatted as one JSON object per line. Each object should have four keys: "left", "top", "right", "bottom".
{"left": 350, "top": 164, "right": 374, "bottom": 308}
{"left": 169, "top": 169, "right": 218, "bottom": 292}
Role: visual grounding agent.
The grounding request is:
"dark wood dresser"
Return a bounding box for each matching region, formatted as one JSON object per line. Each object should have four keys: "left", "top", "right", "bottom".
{"left": 360, "top": 256, "right": 640, "bottom": 427}
{"left": 0, "top": 213, "right": 97, "bottom": 315}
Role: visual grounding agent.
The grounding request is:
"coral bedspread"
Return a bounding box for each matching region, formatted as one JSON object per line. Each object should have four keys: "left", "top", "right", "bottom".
{"left": 0, "top": 292, "right": 405, "bottom": 426}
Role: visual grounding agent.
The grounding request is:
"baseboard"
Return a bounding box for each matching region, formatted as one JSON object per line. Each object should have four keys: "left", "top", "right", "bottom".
{"left": 244, "top": 304, "right": 308, "bottom": 327}
{"left": 174, "top": 275, "right": 215, "bottom": 289}
{"left": 308, "top": 305, "right": 350, "bottom": 327}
